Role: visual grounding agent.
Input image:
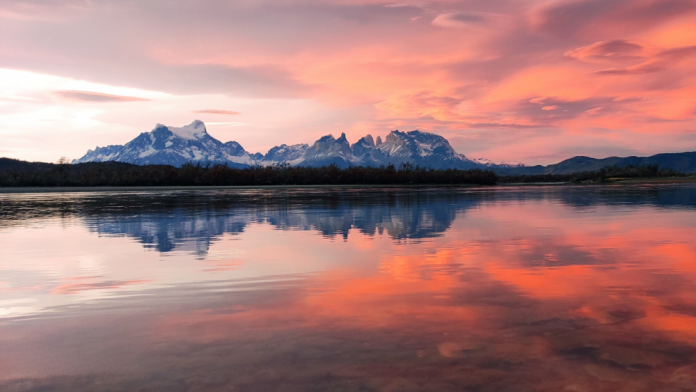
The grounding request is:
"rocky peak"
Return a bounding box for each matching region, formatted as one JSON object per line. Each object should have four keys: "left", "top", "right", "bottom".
{"left": 352, "top": 135, "right": 378, "bottom": 157}
{"left": 263, "top": 143, "right": 309, "bottom": 162}
{"left": 317, "top": 135, "right": 335, "bottom": 143}
{"left": 385, "top": 130, "right": 407, "bottom": 144}
{"left": 73, "top": 120, "right": 496, "bottom": 170}
{"left": 353, "top": 135, "right": 375, "bottom": 148}
{"left": 336, "top": 133, "right": 349, "bottom": 144}
{"left": 222, "top": 141, "right": 247, "bottom": 156}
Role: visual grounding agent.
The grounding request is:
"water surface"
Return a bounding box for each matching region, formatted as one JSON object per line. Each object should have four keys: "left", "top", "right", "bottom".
{"left": 2, "top": 185, "right": 696, "bottom": 391}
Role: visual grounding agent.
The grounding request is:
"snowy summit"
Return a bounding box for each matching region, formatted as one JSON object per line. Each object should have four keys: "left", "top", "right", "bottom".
{"left": 74, "top": 120, "right": 519, "bottom": 170}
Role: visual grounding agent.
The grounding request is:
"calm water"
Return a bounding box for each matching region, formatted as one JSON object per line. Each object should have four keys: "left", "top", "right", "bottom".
{"left": 2, "top": 185, "right": 696, "bottom": 391}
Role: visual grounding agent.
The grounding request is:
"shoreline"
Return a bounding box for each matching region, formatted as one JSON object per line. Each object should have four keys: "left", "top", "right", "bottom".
{"left": 1, "top": 177, "right": 695, "bottom": 193}
{"left": 0, "top": 183, "right": 487, "bottom": 194}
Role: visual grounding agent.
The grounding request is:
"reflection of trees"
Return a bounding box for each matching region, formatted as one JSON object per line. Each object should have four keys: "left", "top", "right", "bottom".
{"left": 2, "top": 185, "right": 695, "bottom": 254}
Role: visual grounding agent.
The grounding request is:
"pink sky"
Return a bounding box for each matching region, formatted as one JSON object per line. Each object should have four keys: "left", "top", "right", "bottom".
{"left": 1, "top": 0, "right": 696, "bottom": 164}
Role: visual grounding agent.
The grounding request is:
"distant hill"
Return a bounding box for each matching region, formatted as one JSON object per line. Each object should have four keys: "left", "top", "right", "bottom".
{"left": 0, "top": 157, "right": 138, "bottom": 172}
{"left": 496, "top": 152, "right": 696, "bottom": 175}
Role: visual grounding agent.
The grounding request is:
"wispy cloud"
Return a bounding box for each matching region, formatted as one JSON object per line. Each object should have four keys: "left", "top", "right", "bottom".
{"left": 52, "top": 90, "right": 150, "bottom": 102}
{"left": 193, "top": 109, "right": 241, "bottom": 115}
{"left": 595, "top": 45, "right": 696, "bottom": 75}
{"left": 432, "top": 12, "right": 486, "bottom": 28}
{"left": 565, "top": 40, "right": 644, "bottom": 62}
{"left": 4, "top": 0, "right": 696, "bottom": 164}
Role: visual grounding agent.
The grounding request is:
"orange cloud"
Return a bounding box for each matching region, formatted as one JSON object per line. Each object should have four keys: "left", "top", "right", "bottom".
{"left": 4, "top": 0, "right": 696, "bottom": 164}
{"left": 565, "top": 40, "right": 644, "bottom": 62}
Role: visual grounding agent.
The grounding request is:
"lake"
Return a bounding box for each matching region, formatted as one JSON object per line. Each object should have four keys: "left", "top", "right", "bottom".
{"left": 2, "top": 184, "right": 696, "bottom": 391}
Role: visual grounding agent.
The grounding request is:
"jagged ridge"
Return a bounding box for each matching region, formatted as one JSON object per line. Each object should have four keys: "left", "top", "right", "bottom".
{"left": 73, "top": 120, "right": 513, "bottom": 169}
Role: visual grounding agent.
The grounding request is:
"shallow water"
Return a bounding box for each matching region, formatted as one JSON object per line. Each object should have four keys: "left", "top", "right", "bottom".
{"left": 2, "top": 185, "right": 696, "bottom": 391}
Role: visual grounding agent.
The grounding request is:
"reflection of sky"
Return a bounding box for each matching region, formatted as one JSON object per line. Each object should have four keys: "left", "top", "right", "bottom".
{"left": 2, "top": 186, "right": 696, "bottom": 390}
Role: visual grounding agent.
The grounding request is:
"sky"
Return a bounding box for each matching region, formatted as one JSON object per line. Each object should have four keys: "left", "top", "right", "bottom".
{"left": 1, "top": 0, "right": 696, "bottom": 165}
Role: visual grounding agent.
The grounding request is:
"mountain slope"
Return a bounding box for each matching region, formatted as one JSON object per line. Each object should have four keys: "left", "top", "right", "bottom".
{"left": 74, "top": 120, "right": 255, "bottom": 168}
{"left": 74, "top": 121, "right": 504, "bottom": 169}
{"left": 70, "top": 120, "right": 696, "bottom": 173}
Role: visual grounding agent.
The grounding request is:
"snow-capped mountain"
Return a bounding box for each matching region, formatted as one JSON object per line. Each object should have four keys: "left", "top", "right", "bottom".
{"left": 261, "top": 143, "right": 309, "bottom": 165}
{"left": 473, "top": 158, "right": 525, "bottom": 168}
{"left": 74, "top": 120, "right": 256, "bottom": 168}
{"left": 74, "top": 120, "right": 521, "bottom": 169}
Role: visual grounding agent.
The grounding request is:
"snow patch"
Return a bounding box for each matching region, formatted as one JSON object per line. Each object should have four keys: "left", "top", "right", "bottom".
{"left": 473, "top": 158, "right": 493, "bottom": 166}
{"left": 139, "top": 146, "right": 157, "bottom": 158}
{"left": 165, "top": 120, "right": 207, "bottom": 140}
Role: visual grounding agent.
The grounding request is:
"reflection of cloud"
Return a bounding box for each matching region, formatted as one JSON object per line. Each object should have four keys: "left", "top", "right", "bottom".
{"left": 51, "top": 90, "right": 151, "bottom": 102}
{"left": 6, "top": 188, "right": 696, "bottom": 390}
{"left": 52, "top": 279, "right": 151, "bottom": 294}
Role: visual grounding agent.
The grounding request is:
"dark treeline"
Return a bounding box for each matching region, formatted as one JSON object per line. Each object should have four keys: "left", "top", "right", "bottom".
{"left": 1, "top": 158, "right": 690, "bottom": 187}
{"left": 0, "top": 159, "right": 498, "bottom": 186}
{"left": 499, "top": 164, "right": 687, "bottom": 183}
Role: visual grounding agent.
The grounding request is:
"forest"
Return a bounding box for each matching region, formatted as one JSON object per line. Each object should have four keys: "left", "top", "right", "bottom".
{"left": 0, "top": 159, "right": 688, "bottom": 187}
{"left": 498, "top": 164, "right": 687, "bottom": 183}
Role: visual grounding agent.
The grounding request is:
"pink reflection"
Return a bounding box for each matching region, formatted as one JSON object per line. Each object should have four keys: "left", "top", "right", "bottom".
{"left": 2, "top": 192, "right": 696, "bottom": 391}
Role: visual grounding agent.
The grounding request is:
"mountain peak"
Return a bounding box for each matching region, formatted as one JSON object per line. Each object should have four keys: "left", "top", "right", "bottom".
{"left": 317, "top": 134, "right": 336, "bottom": 143}
{"left": 74, "top": 121, "right": 499, "bottom": 170}
{"left": 158, "top": 120, "right": 207, "bottom": 140}
{"left": 385, "top": 130, "right": 407, "bottom": 144}
{"left": 353, "top": 135, "right": 375, "bottom": 148}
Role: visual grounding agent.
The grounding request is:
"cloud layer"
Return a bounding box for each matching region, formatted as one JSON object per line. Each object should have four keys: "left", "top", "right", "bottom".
{"left": 1, "top": 0, "right": 696, "bottom": 163}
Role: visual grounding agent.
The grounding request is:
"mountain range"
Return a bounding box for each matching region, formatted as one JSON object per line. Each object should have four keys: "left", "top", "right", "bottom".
{"left": 73, "top": 120, "right": 522, "bottom": 170}
{"left": 72, "top": 120, "right": 696, "bottom": 173}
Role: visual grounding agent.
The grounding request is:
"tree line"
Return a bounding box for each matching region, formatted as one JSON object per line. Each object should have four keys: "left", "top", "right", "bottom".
{"left": 0, "top": 159, "right": 688, "bottom": 187}
{"left": 498, "top": 164, "right": 687, "bottom": 183}
{"left": 0, "top": 160, "right": 498, "bottom": 187}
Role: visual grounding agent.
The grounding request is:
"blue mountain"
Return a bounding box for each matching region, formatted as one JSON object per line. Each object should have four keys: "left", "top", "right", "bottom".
{"left": 74, "top": 120, "right": 502, "bottom": 169}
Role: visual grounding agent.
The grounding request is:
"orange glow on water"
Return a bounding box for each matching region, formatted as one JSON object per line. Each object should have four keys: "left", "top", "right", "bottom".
{"left": 3, "top": 188, "right": 696, "bottom": 390}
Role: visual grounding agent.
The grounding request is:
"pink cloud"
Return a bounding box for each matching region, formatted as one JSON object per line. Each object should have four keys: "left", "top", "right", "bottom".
{"left": 2, "top": 0, "right": 696, "bottom": 164}
{"left": 596, "top": 45, "right": 696, "bottom": 75}
{"left": 431, "top": 12, "right": 486, "bottom": 28}
{"left": 192, "top": 109, "right": 241, "bottom": 115}
{"left": 51, "top": 90, "right": 151, "bottom": 102}
{"left": 565, "top": 40, "right": 644, "bottom": 62}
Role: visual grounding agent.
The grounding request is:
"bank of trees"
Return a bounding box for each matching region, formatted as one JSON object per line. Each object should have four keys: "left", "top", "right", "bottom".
{"left": 498, "top": 164, "right": 687, "bottom": 183}
{"left": 0, "top": 160, "right": 498, "bottom": 187}
{"left": 0, "top": 159, "right": 688, "bottom": 187}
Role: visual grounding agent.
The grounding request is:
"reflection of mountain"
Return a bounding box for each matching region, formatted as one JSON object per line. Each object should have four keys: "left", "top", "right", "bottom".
{"left": 87, "top": 211, "right": 255, "bottom": 255}
{"left": 84, "top": 191, "right": 479, "bottom": 254}
{"left": 3, "top": 185, "right": 696, "bottom": 255}
{"left": 267, "top": 199, "right": 467, "bottom": 240}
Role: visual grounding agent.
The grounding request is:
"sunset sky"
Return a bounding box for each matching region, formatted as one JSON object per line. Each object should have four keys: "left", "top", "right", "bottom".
{"left": 2, "top": 0, "right": 696, "bottom": 164}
